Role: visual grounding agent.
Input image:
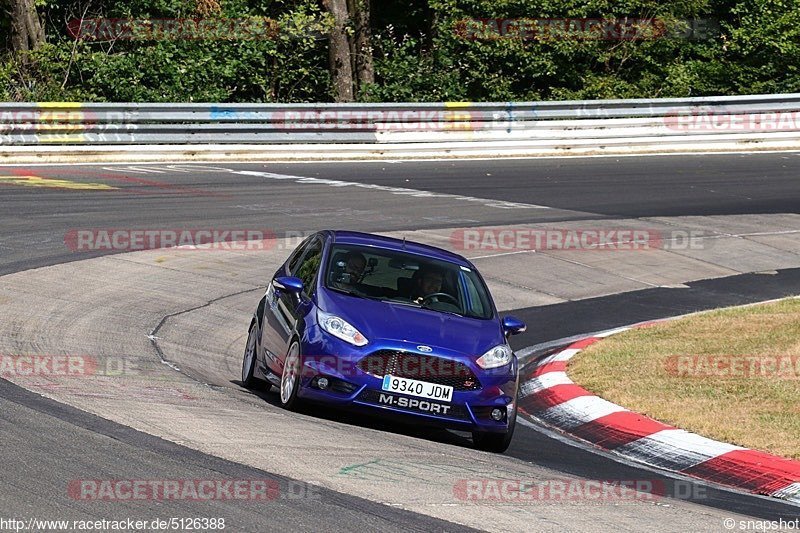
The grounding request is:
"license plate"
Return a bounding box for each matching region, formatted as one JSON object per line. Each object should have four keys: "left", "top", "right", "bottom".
{"left": 375, "top": 392, "right": 454, "bottom": 416}
{"left": 381, "top": 375, "right": 453, "bottom": 403}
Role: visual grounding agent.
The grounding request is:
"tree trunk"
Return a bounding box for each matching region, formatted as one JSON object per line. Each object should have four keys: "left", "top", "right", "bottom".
{"left": 8, "top": 0, "right": 45, "bottom": 53}
{"left": 349, "top": 0, "right": 374, "bottom": 90}
{"left": 322, "top": 0, "right": 354, "bottom": 102}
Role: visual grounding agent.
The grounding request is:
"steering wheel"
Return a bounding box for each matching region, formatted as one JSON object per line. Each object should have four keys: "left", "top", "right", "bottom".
{"left": 421, "top": 292, "right": 460, "bottom": 307}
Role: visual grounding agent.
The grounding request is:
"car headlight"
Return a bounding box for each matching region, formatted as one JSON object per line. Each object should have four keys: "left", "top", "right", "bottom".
{"left": 476, "top": 344, "right": 513, "bottom": 369}
{"left": 318, "top": 310, "right": 368, "bottom": 347}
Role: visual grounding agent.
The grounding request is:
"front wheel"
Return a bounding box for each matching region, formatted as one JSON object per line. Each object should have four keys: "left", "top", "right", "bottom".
{"left": 279, "top": 341, "right": 303, "bottom": 411}
{"left": 241, "top": 321, "right": 260, "bottom": 389}
{"left": 473, "top": 411, "right": 516, "bottom": 453}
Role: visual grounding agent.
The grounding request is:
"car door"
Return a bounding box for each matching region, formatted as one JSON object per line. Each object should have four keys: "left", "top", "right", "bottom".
{"left": 262, "top": 235, "right": 324, "bottom": 373}
{"left": 260, "top": 237, "right": 312, "bottom": 374}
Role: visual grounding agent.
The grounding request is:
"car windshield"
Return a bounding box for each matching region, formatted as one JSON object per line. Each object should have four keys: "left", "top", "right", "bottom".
{"left": 324, "top": 244, "right": 494, "bottom": 320}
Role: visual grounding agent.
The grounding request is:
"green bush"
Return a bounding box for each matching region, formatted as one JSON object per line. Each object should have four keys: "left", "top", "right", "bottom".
{"left": 1, "top": 0, "right": 799, "bottom": 102}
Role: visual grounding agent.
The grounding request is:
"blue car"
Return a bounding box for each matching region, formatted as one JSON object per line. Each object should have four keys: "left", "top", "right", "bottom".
{"left": 241, "top": 230, "right": 526, "bottom": 452}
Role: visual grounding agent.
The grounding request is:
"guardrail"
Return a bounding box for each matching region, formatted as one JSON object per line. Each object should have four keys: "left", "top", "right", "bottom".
{"left": 1, "top": 94, "right": 799, "bottom": 160}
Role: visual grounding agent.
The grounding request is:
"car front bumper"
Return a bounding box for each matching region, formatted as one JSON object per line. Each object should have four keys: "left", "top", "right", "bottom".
{"left": 295, "top": 327, "right": 518, "bottom": 433}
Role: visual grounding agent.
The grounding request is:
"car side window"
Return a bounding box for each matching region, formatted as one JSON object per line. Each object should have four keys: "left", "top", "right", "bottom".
{"left": 461, "top": 273, "right": 487, "bottom": 317}
{"left": 295, "top": 238, "right": 323, "bottom": 296}
{"left": 287, "top": 237, "right": 313, "bottom": 276}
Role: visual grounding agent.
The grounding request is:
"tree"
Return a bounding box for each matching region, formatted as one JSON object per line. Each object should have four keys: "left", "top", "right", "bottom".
{"left": 349, "top": 0, "right": 374, "bottom": 89}
{"left": 321, "top": 0, "right": 374, "bottom": 101}
{"left": 5, "top": 0, "right": 45, "bottom": 53}
{"left": 322, "top": 0, "right": 354, "bottom": 101}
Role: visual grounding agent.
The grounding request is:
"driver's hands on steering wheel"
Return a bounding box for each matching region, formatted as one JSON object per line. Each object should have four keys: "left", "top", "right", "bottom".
{"left": 416, "top": 292, "right": 460, "bottom": 307}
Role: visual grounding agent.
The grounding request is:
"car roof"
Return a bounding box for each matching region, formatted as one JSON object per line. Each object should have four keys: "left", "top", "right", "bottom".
{"left": 328, "top": 230, "right": 472, "bottom": 268}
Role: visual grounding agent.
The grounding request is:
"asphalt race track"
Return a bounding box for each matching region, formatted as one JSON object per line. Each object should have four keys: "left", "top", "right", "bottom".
{"left": 1, "top": 152, "right": 799, "bottom": 531}
{"left": 4, "top": 152, "right": 800, "bottom": 275}
{"left": 0, "top": 378, "right": 476, "bottom": 533}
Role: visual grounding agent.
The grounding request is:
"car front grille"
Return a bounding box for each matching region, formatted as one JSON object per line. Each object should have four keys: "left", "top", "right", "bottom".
{"left": 357, "top": 350, "right": 482, "bottom": 391}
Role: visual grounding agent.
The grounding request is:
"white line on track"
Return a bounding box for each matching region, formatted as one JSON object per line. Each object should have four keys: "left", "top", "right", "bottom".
{"left": 0, "top": 162, "right": 549, "bottom": 210}
{"left": 468, "top": 250, "right": 536, "bottom": 260}
{"left": 227, "top": 168, "right": 550, "bottom": 210}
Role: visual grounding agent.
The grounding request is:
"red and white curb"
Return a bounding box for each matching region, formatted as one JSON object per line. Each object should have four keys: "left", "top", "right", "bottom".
{"left": 518, "top": 324, "right": 800, "bottom": 504}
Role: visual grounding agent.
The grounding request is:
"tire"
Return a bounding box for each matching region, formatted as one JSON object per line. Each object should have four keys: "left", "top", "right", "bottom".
{"left": 279, "top": 340, "right": 303, "bottom": 411}
{"left": 472, "top": 410, "right": 516, "bottom": 453}
{"left": 241, "top": 321, "right": 260, "bottom": 389}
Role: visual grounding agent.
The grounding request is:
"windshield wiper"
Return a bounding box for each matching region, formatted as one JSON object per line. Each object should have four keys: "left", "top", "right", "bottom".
{"left": 427, "top": 307, "right": 466, "bottom": 318}
{"left": 414, "top": 301, "right": 466, "bottom": 317}
{"left": 328, "top": 286, "right": 361, "bottom": 297}
{"left": 328, "top": 286, "right": 382, "bottom": 301}
{"left": 384, "top": 299, "right": 418, "bottom": 307}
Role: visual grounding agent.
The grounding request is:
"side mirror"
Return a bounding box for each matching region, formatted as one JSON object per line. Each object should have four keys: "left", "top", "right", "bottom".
{"left": 502, "top": 316, "right": 527, "bottom": 337}
{"left": 273, "top": 276, "right": 304, "bottom": 294}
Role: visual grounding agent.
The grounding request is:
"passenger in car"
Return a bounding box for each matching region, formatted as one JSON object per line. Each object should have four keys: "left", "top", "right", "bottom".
{"left": 332, "top": 251, "right": 367, "bottom": 290}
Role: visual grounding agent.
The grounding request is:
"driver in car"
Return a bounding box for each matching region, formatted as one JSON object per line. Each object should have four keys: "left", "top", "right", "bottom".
{"left": 411, "top": 267, "right": 445, "bottom": 304}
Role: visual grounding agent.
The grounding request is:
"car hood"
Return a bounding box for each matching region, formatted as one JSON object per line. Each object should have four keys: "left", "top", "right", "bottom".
{"left": 318, "top": 289, "right": 504, "bottom": 357}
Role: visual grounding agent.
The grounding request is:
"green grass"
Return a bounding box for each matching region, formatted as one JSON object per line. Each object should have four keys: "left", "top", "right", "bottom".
{"left": 568, "top": 298, "right": 800, "bottom": 459}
